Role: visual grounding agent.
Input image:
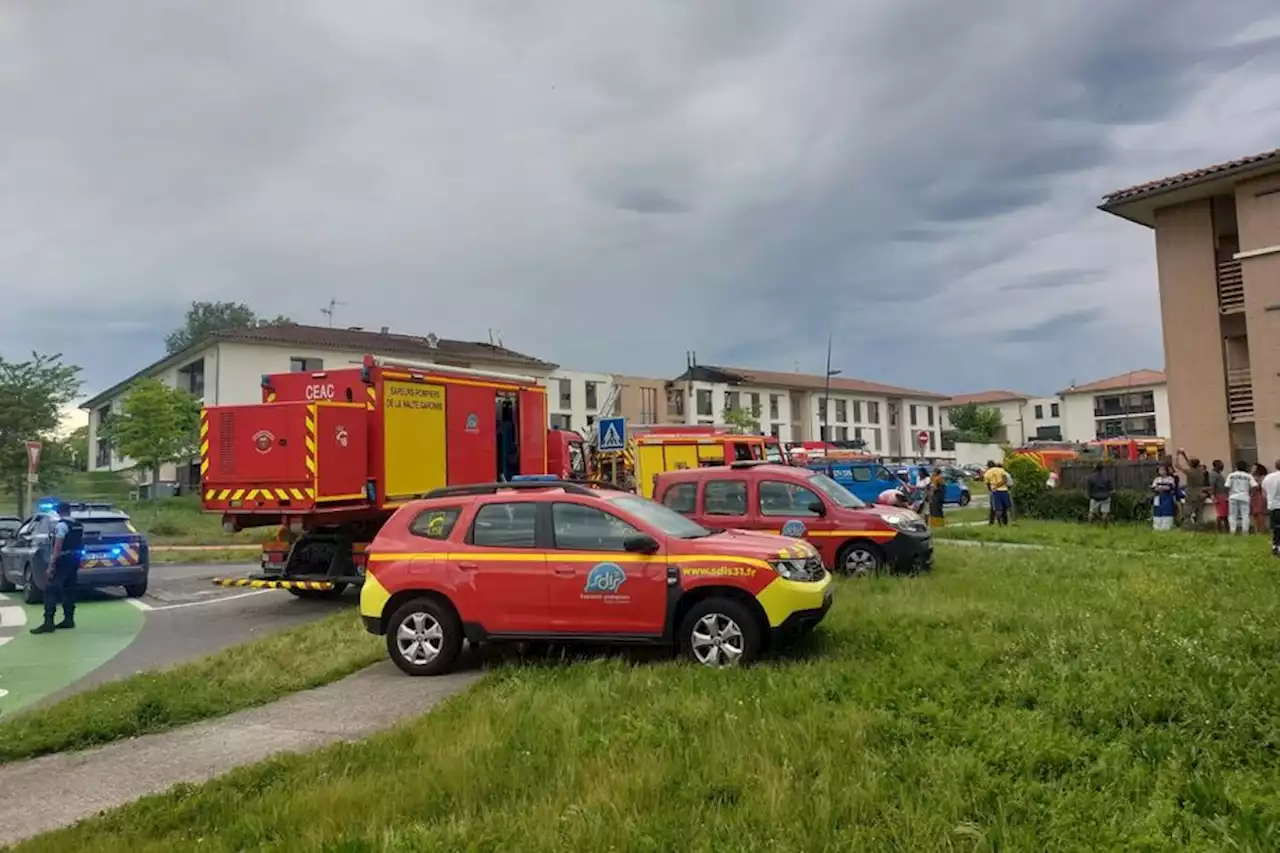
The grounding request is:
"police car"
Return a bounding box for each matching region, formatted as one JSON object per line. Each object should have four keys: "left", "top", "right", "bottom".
{"left": 0, "top": 500, "right": 150, "bottom": 604}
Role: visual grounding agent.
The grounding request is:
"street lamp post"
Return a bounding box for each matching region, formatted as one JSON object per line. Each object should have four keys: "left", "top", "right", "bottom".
{"left": 822, "top": 332, "right": 841, "bottom": 443}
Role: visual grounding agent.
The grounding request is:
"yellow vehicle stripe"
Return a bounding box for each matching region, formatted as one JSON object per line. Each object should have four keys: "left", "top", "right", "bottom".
{"left": 366, "top": 551, "right": 776, "bottom": 570}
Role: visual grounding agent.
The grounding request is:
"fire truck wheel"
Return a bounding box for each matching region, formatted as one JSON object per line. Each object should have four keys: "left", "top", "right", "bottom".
{"left": 286, "top": 583, "right": 348, "bottom": 600}
{"left": 387, "top": 597, "right": 463, "bottom": 676}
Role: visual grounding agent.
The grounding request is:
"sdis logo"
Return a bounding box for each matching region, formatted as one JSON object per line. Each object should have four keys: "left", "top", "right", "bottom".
{"left": 583, "top": 562, "right": 626, "bottom": 594}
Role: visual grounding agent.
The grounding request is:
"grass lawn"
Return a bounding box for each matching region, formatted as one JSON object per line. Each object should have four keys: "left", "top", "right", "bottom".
{"left": 935, "top": 518, "right": 1274, "bottom": 558}
{"left": 0, "top": 612, "right": 379, "bottom": 764}
{"left": 18, "top": 539, "right": 1280, "bottom": 852}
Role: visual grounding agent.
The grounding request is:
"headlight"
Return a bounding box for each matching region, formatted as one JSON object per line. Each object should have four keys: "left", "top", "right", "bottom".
{"left": 881, "top": 511, "right": 923, "bottom": 531}
{"left": 769, "top": 557, "right": 823, "bottom": 581}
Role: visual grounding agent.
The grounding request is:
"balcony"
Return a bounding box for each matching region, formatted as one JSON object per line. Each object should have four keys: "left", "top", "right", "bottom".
{"left": 1227, "top": 367, "right": 1253, "bottom": 421}
{"left": 1218, "top": 258, "right": 1244, "bottom": 314}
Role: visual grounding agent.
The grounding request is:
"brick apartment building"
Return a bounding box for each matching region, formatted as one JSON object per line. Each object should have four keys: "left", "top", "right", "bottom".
{"left": 1100, "top": 147, "right": 1280, "bottom": 464}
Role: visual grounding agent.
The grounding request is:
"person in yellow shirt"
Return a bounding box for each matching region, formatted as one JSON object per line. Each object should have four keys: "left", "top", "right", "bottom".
{"left": 983, "top": 460, "right": 1012, "bottom": 526}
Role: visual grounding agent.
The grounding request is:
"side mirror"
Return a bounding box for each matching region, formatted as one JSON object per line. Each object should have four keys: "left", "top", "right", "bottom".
{"left": 623, "top": 534, "right": 660, "bottom": 554}
{"left": 806, "top": 500, "right": 827, "bottom": 517}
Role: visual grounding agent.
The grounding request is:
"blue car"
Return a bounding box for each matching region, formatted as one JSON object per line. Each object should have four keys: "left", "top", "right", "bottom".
{"left": 805, "top": 459, "right": 916, "bottom": 506}
{"left": 0, "top": 503, "right": 150, "bottom": 603}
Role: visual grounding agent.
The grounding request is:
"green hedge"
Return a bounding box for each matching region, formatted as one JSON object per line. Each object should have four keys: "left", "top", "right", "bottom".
{"left": 1001, "top": 453, "right": 1151, "bottom": 522}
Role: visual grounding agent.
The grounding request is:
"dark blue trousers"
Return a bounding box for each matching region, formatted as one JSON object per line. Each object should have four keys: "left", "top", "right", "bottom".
{"left": 43, "top": 561, "right": 78, "bottom": 624}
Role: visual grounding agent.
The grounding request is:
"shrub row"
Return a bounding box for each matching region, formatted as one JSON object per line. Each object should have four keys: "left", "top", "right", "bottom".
{"left": 1001, "top": 454, "right": 1152, "bottom": 522}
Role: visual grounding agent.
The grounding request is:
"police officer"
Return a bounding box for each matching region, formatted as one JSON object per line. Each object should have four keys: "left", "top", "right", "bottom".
{"left": 30, "top": 500, "right": 83, "bottom": 634}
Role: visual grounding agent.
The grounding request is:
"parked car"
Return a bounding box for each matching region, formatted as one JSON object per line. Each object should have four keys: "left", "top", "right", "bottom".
{"left": 0, "top": 515, "right": 21, "bottom": 543}
{"left": 890, "top": 464, "right": 973, "bottom": 506}
{"left": 360, "top": 479, "right": 834, "bottom": 675}
{"left": 0, "top": 503, "right": 150, "bottom": 603}
{"left": 655, "top": 462, "right": 933, "bottom": 577}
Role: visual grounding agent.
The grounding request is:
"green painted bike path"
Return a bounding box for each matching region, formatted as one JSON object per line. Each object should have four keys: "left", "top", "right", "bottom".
{"left": 0, "top": 598, "right": 144, "bottom": 718}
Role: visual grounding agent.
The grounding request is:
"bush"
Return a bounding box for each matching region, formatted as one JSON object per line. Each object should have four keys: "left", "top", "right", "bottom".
{"left": 1003, "top": 454, "right": 1048, "bottom": 513}
{"left": 1019, "top": 488, "right": 1153, "bottom": 522}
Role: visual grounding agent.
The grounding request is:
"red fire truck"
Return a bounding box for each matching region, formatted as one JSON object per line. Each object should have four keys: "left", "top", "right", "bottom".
{"left": 201, "top": 355, "right": 584, "bottom": 597}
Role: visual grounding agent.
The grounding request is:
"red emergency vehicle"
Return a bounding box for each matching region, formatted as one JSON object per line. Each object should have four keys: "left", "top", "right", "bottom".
{"left": 200, "top": 355, "right": 584, "bottom": 596}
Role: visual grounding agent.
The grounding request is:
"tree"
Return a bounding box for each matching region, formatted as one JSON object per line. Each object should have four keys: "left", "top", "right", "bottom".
{"left": 947, "top": 403, "right": 1004, "bottom": 443}
{"left": 100, "top": 379, "right": 202, "bottom": 492}
{"left": 0, "top": 353, "right": 82, "bottom": 514}
{"left": 722, "top": 406, "right": 761, "bottom": 435}
{"left": 165, "top": 301, "right": 292, "bottom": 354}
{"left": 64, "top": 425, "right": 89, "bottom": 472}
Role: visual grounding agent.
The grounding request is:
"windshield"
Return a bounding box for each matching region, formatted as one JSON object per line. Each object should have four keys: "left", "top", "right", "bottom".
{"left": 608, "top": 495, "right": 711, "bottom": 539}
{"left": 79, "top": 518, "right": 136, "bottom": 536}
{"left": 805, "top": 472, "right": 866, "bottom": 508}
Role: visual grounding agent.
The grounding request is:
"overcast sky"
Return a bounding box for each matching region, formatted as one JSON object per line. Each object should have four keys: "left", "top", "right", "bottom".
{"left": 4, "top": 1, "right": 1280, "bottom": 405}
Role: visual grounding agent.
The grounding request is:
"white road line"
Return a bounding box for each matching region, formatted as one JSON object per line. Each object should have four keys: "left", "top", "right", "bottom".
{"left": 124, "top": 597, "right": 154, "bottom": 612}
{"left": 0, "top": 592, "right": 9, "bottom": 601}
{"left": 146, "top": 589, "right": 274, "bottom": 612}
{"left": 0, "top": 636, "right": 12, "bottom": 647}
{"left": 0, "top": 689, "right": 8, "bottom": 700}
{"left": 0, "top": 605, "right": 28, "bottom": 629}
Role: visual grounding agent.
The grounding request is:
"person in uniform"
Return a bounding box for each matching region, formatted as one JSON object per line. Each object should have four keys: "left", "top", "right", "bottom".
{"left": 30, "top": 501, "right": 83, "bottom": 634}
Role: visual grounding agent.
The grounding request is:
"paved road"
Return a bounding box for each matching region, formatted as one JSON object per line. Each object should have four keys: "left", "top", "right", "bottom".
{"left": 0, "top": 562, "right": 349, "bottom": 715}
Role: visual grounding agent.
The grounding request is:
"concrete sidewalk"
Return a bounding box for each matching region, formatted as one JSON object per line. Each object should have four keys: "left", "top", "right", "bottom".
{"left": 0, "top": 662, "right": 480, "bottom": 847}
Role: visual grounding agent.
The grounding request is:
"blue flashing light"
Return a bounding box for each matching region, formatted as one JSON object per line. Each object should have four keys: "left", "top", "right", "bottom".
{"left": 509, "top": 475, "right": 560, "bottom": 482}
{"left": 36, "top": 496, "right": 59, "bottom": 514}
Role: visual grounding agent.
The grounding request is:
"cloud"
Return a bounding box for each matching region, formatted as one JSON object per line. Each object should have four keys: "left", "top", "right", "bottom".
{"left": 3, "top": 0, "right": 1280, "bottom": 401}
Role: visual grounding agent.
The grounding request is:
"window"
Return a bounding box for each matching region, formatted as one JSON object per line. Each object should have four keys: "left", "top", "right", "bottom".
{"left": 770, "top": 423, "right": 781, "bottom": 437}
{"left": 409, "top": 507, "right": 463, "bottom": 540}
{"left": 818, "top": 398, "right": 828, "bottom": 419}
{"left": 849, "top": 466, "right": 872, "bottom": 482}
{"left": 909, "top": 405, "right": 918, "bottom": 426}
{"left": 834, "top": 426, "right": 848, "bottom": 441}
{"left": 819, "top": 425, "right": 830, "bottom": 441}
{"left": 178, "top": 358, "right": 205, "bottom": 398}
{"left": 769, "top": 395, "right": 780, "bottom": 420}
{"left": 95, "top": 404, "right": 113, "bottom": 468}
{"left": 929, "top": 432, "right": 936, "bottom": 452}
{"left": 606, "top": 495, "right": 710, "bottom": 539}
{"left": 1051, "top": 402, "right": 1060, "bottom": 418}
{"left": 807, "top": 473, "right": 865, "bottom": 508}
{"left": 640, "top": 387, "right": 658, "bottom": 422}
{"left": 471, "top": 502, "right": 537, "bottom": 548}
{"left": 854, "top": 427, "right": 863, "bottom": 443}
{"left": 558, "top": 378, "right": 572, "bottom": 410}
{"left": 667, "top": 389, "right": 685, "bottom": 417}
{"left": 81, "top": 517, "right": 136, "bottom": 536}
{"left": 852, "top": 400, "right": 862, "bottom": 423}
{"left": 867, "top": 402, "right": 880, "bottom": 424}
{"left": 835, "top": 400, "right": 847, "bottom": 422}
{"left": 758, "top": 481, "right": 823, "bottom": 517}
{"left": 704, "top": 481, "right": 747, "bottom": 516}
{"left": 1094, "top": 391, "right": 1155, "bottom": 417}
{"left": 661, "top": 483, "right": 697, "bottom": 514}
{"left": 549, "top": 414, "right": 572, "bottom": 430}
{"left": 290, "top": 357, "right": 323, "bottom": 372}
{"left": 696, "top": 390, "right": 713, "bottom": 416}
{"left": 1034, "top": 404, "right": 1044, "bottom": 419}
{"left": 552, "top": 502, "right": 640, "bottom": 551}
{"left": 868, "top": 428, "right": 881, "bottom": 450}
{"left": 927, "top": 406, "right": 934, "bottom": 427}
{"left": 725, "top": 391, "right": 740, "bottom": 412}
{"left": 889, "top": 405, "right": 898, "bottom": 427}
{"left": 585, "top": 382, "right": 598, "bottom": 411}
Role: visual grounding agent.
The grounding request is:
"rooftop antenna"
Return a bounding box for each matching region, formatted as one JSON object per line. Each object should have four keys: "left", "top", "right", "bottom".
{"left": 320, "top": 298, "right": 347, "bottom": 327}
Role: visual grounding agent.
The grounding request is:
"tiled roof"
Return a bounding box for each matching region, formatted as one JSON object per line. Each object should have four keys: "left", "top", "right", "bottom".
{"left": 1058, "top": 369, "right": 1165, "bottom": 396}
{"left": 82, "top": 323, "right": 555, "bottom": 408}
{"left": 699, "top": 365, "right": 948, "bottom": 400}
{"left": 1100, "top": 148, "right": 1280, "bottom": 205}
{"left": 943, "top": 390, "right": 1032, "bottom": 406}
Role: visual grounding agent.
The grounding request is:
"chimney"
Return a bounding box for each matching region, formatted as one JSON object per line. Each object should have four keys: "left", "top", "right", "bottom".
{"left": 380, "top": 326, "right": 389, "bottom": 334}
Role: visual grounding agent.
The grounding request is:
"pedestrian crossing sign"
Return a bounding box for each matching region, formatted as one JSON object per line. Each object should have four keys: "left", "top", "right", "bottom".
{"left": 598, "top": 417, "right": 626, "bottom": 451}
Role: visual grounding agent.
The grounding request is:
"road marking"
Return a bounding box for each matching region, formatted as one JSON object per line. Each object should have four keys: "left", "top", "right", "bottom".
{"left": 124, "top": 597, "right": 154, "bottom": 612}
{"left": 0, "top": 605, "right": 27, "bottom": 629}
{"left": 0, "top": 637, "right": 12, "bottom": 647}
{"left": 146, "top": 589, "right": 274, "bottom": 612}
{"left": 0, "top": 592, "right": 9, "bottom": 601}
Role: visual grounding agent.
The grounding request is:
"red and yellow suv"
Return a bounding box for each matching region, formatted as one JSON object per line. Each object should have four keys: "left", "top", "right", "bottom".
{"left": 654, "top": 462, "right": 933, "bottom": 576}
{"left": 360, "top": 479, "right": 833, "bottom": 675}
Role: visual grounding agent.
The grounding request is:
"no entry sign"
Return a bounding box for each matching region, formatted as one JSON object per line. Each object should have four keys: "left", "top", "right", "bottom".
{"left": 916, "top": 430, "right": 930, "bottom": 448}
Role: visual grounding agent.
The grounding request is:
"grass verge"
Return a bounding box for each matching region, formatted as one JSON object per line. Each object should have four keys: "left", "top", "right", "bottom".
{"left": 0, "top": 612, "right": 379, "bottom": 765}
{"left": 935, "top": 517, "right": 1273, "bottom": 558}
{"left": 17, "top": 540, "right": 1280, "bottom": 852}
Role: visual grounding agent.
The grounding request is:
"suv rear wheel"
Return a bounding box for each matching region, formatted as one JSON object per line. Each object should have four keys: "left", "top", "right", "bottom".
{"left": 680, "top": 597, "right": 761, "bottom": 668}
{"left": 22, "top": 564, "right": 43, "bottom": 605}
{"left": 386, "top": 597, "right": 462, "bottom": 676}
{"left": 836, "top": 541, "right": 883, "bottom": 578}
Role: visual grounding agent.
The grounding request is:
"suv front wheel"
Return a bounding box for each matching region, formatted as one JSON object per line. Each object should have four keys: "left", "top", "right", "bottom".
{"left": 680, "top": 597, "right": 761, "bottom": 668}
{"left": 386, "top": 597, "right": 463, "bottom": 676}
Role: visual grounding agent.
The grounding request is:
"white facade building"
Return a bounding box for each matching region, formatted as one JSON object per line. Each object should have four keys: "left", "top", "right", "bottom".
{"left": 546, "top": 369, "right": 617, "bottom": 434}
{"left": 81, "top": 324, "right": 557, "bottom": 484}
{"left": 1057, "top": 370, "right": 1169, "bottom": 444}
{"left": 669, "top": 365, "right": 947, "bottom": 455}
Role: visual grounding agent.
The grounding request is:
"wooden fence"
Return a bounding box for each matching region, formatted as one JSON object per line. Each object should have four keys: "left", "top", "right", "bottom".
{"left": 1060, "top": 460, "right": 1163, "bottom": 492}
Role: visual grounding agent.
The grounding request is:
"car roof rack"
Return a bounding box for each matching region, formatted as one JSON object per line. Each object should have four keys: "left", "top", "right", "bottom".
{"left": 424, "top": 481, "right": 596, "bottom": 499}
{"left": 729, "top": 460, "right": 774, "bottom": 469}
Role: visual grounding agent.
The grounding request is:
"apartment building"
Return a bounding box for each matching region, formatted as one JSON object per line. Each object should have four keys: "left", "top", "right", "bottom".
{"left": 80, "top": 323, "right": 556, "bottom": 484}
{"left": 667, "top": 365, "right": 947, "bottom": 455}
{"left": 1057, "top": 370, "right": 1169, "bottom": 444}
{"left": 1100, "top": 147, "right": 1280, "bottom": 463}
{"left": 545, "top": 369, "right": 616, "bottom": 433}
